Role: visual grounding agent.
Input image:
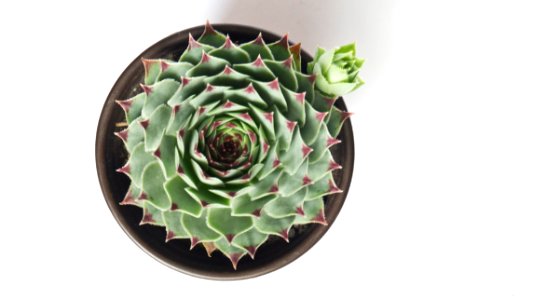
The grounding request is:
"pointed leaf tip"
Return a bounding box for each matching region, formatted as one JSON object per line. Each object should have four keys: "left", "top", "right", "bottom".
{"left": 286, "top": 120, "right": 297, "bottom": 132}
{"left": 223, "top": 35, "right": 233, "bottom": 48}
{"left": 116, "top": 163, "right": 130, "bottom": 175}
{"left": 223, "top": 65, "right": 233, "bottom": 74}
{"left": 166, "top": 230, "right": 175, "bottom": 242}
{"left": 316, "top": 111, "right": 328, "bottom": 122}
{"left": 328, "top": 160, "right": 342, "bottom": 171}
{"left": 342, "top": 111, "right": 355, "bottom": 120}
{"left": 327, "top": 137, "right": 341, "bottom": 147}
{"left": 282, "top": 55, "right": 294, "bottom": 68}
{"left": 226, "top": 234, "right": 235, "bottom": 243}
{"left": 160, "top": 60, "right": 169, "bottom": 72}
{"left": 190, "top": 237, "right": 199, "bottom": 250}
{"left": 280, "top": 229, "right": 290, "bottom": 242}
{"left": 245, "top": 246, "right": 257, "bottom": 259}
{"left": 313, "top": 209, "right": 328, "bottom": 225}
{"left": 119, "top": 190, "right": 136, "bottom": 205}
{"left": 303, "top": 175, "right": 313, "bottom": 186}
{"left": 181, "top": 76, "right": 191, "bottom": 85}
{"left": 115, "top": 99, "right": 133, "bottom": 112}
{"left": 276, "top": 34, "right": 289, "bottom": 49}
{"left": 188, "top": 33, "right": 201, "bottom": 49}
{"left": 295, "top": 91, "right": 306, "bottom": 103}
{"left": 245, "top": 83, "right": 256, "bottom": 93}
{"left": 204, "top": 20, "right": 216, "bottom": 35}
{"left": 328, "top": 179, "right": 342, "bottom": 194}
{"left": 139, "top": 119, "right": 149, "bottom": 129}
{"left": 114, "top": 129, "right": 128, "bottom": 141}
{"left": 229, "top": 253, "right": 242, "bottom": 270}
{"left": 153, "top": 148, "right": 161, "bottom": 158}
{"left": 296, "top": 206, "right": 305, "bottom": 216}
{"left": 140, "top": 83, "right": 152, "bottom": 95}
{"left": 253, "top": 32, "right": 265, "bottom": 45}
{"left": 252, "top": 55, "right": 265, "bottom": 67}
{"left": 268, "top": 78, "right": 280, "bottom": 90}
{"left": 140, "top": 213, "right": 154, "bottom": 225}
{"left": 302, "top": 144, "right": 313, "bottom": 157}
{"left": 200, "top": 51, "right": 210, "bottom": 63}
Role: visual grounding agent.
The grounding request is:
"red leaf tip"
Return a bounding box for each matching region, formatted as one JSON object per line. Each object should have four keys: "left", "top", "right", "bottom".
{"left": 295, "top": 92, "right": 306, "bottom": 104}
{"left": 296, "top": 206, "right": 305, "bottom": 216}
{"left": 140, "top": 83, "right": 152, "bottom": 95}
{"left": 115, "top": 99, "right": 133, "bottom": 112}
{"left": 166, "top": 230, "right": 176, "bottom": 242}
{"left": 188, "top": 33, "right": 202, "bottom": 49}
{"left": 200, "top": 51, "right": 210, "bottom": 63}
{"left": 252, "top": 32, "right": 265, "bottom": 45}
{"left": 302, "top": 144, "right": 313, "bottom": 157}
{"left": 114, "top": 129, "right": 128, "bottom": 142}
{"left": 203, "top": 20, "right": 216, "bottom": 35}
{"left": 252, "top": 55, "right": 265, "bottom": 67}
{"left": 139, "top": 119, "right": 149, "bottom": 129}
{"left": 328, "top": 160, "right": 342, "bottom": 171}
{"left": 116, "top": 163, "right": 130, "bottom": 175}
{"left": 313, "top": 209, "right": 328, "bottom": 225}
{"left": 190, "top": 237, "right": 199, "bottom": 250}
{"left": 268, "top": 78, "right": 280, "bottom": 90}
{"left": 328, "top": 179, "right": 343, "bottom": 194}
{"left": 279, "top": 228, "right": 290, "bottom": 242}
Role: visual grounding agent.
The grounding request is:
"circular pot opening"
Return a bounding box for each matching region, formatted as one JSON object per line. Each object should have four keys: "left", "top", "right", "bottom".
{"left": 96, "top": 24, "right": 354, "bottom": 280}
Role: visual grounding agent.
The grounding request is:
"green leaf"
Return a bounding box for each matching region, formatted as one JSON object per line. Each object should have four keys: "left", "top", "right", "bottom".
{"left": 209, "top": 37, "right": 251, "bottom": 64}
{"left": 185, "top": 187, "right": 230, "bottom": 206}
{"left": 294, "top": 198, "right": 327, "bottom": 225}
{"left": 300, "top": 101, "right": 327, "bottom": 145}
{"left": 264, "top": 58, "right": 297, "bottom": 91}
{"left": 279, "top": 127, "right": 311, "bottom": 175}
{"left": 127, "top": 142, "right": 156, "bottom": 188}
{"left": 140, "top": 200, "right": 165, "bottom": 227}
{"left": 233, "top": 227, "right": 268, "bottom": 258}
{"left": 239, "top": 34, "right": 274, "bottom": 60}
{"left": 305, "top": 173, "right": 342, "bottom": 200}
{"left": 144, "top": 105, "right": 171, "bottom": 152}
{"left": 141, "top": 79, "right": 180, "bottom": 118}
{"left": 185, "top": 52, "right": 229, "bottom": 77}
{"left": 280, "top": 86, "right": 305, "bottom": 125}
{"left": 252, "top": 79, "right": 288, "bottom": 112}
{"left": 158, "top": 61, "right": 194, "bottom": 82}
{"left": 308, "top": 123, "right": 339, "bottom": 163}
{"left": 231, "top": 193, "right": 277, "bottom": 217}
{"left": 264, "top": 187, "right": 307, "bottom": 217}
{"left": 277, "top": 159, "right": 309, "bottom": 197}
{"left": 141, "top": 161, "right": 171, "bottom": 210}
{"left": 182, "top": 209, "right": 221, "bottom": 245}
{"left": 163, "top": 210, "right": 189, "bottom": 240}
{"left": 254, "top": 212, "right": 295, "bottom": 241}
{"left": 207, "top": 207, "right": 253, "bottom": 242}
{"left": 164, "top": 175, "right": 202, "bottom": 217}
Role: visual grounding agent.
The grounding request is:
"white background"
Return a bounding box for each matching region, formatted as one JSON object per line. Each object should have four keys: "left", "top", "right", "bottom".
{"left": 1, "top": 0, "right": 532, "bottom": 299}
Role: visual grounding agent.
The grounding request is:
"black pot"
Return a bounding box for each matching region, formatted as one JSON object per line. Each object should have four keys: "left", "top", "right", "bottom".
{"left": 96, "top": 24, "right": 354, "bottom": 280}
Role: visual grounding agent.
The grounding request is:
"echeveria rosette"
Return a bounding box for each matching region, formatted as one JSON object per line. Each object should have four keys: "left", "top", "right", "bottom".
{"left": 309, "top": 43, "right": 364, "bottom": 99}
{"left": 114, "top": 22, "right": 363, "bottom": 269}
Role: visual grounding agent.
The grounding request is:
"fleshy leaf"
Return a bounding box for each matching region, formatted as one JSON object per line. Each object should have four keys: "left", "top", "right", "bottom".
{"left": 207, "top": 207, "right": 253, "bottom": 242}
{"left": 164, "top": 174, "right": 202, "bottom": 217}
{"left": 141, "top": 161, "right": 171, "bottom": 210}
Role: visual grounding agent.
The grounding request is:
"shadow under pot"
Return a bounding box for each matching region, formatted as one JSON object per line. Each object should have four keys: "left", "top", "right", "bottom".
{"left": 96, "top": 23, "right": 354, "bottom": 280}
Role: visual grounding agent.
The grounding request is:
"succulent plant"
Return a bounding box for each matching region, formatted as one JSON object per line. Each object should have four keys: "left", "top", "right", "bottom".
{"left": 115, "top": 22, "right": 363, "bottom": 269}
